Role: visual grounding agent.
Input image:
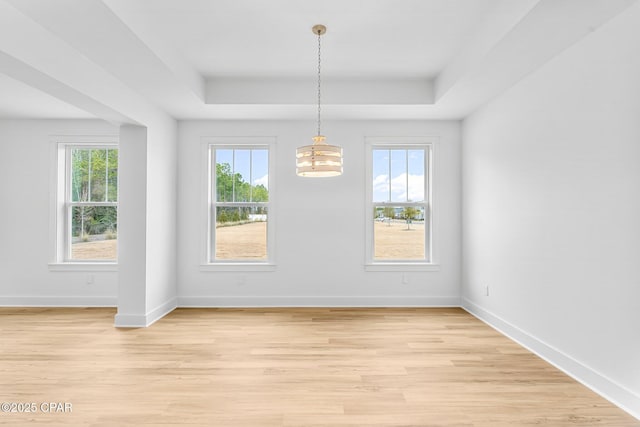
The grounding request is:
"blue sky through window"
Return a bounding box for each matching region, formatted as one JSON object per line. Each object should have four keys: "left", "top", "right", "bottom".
{"left": 372, "top": 149, "right": 425, "bottom": 203}
{"left": 216, "top": 148, "right": 269, "bottom": 190}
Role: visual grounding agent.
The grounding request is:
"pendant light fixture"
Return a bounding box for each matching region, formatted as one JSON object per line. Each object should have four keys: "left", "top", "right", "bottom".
{"left": 296, "top": 24, "right": 343, "bottom": 177}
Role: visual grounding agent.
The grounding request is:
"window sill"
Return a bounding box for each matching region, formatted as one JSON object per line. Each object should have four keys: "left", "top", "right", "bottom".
{"left": 48, "top": 263, "right": 118, "bottom": 272}
{"left": 200, "top": 263, "right": 277, "bottom": 272}
{"left": 365, "top": 263, "right": 440, "bottom": 272}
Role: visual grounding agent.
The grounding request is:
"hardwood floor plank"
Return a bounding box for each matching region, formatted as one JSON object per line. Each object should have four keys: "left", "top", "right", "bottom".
{"left": 0, "top": 307, "right": 637, "bottom": 426}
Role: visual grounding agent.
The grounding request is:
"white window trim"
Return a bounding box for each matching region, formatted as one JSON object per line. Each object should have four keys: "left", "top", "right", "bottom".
{"left": 200, "top": 137, "right": 277, "bottom": 271}
{"left": 364, "top": 136, "right": 440, "bottom": 272}
{"left": 49, "top": 136, "right": 119, "bottom": 270}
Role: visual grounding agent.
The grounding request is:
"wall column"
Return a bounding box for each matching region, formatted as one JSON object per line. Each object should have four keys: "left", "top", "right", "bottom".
{"left": 115, "top": 124, "right": 148, "bottom": 327}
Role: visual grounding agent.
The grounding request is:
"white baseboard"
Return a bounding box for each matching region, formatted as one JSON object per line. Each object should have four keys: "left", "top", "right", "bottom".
{"left": 178, "top": 295, "right": 461, "bottom": 307}
{"left": 114, "top": 297, "right": 177, "bottom": 328}
{"left": 0, "top": 296, "right": 116, "bottom": 307}
{"left": 146, "top": 297, "right": 178, "bottom": 326}
{"left": 113, "top": 312, "right": 146, "bottom": 328}
{"left": 462, "top": 298, "right": 640, "bottom": 421}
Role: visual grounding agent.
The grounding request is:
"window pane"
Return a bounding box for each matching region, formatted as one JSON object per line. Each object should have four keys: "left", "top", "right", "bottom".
{"left": 251, "top": 149, "right": 269, "bottom": 202}
{"left": 215, "top": 206, "right": 267, "bottom": 260}
{"left": 107, "top": 149, "right": 118, "bottom": 202}
{"left": 407, "top": 149, "right": 425, "bottom": 202}
{"left": 71, "top": 149, "right": 90, "bottom": 202}
{"left": 372, "top": 149, "right": 390, "bottom": 202}
{"left": 390, "top": 150, "right": 407, "bottom": 202}
{"left": 70, "top": 205, "right": 117, "bottom": 260}
{"left": 90, "top": 149, "right": 107, "bottom": 202}
{"left": 234, "top": 149, "right": 251, "bottom": 202}
{"left": 215, "top": 149, "right": 233, "bottom": 202}
{"left": 373, "top": 205, "right": 425, "bottom": 260}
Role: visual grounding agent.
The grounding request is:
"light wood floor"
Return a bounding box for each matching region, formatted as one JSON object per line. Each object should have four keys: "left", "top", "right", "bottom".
{"left": 0, "top": 307, "right": 637, "bottom": 426}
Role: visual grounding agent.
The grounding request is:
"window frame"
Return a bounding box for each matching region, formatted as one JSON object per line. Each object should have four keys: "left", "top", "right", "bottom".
{"left": 365, "top": 137, "right": 439, "bottom": 271}
{"left": 49, "top": 136, "right": 119, "bottom": 270}
{"left": 201, "top": 137, "right": 276, "bottom": 270}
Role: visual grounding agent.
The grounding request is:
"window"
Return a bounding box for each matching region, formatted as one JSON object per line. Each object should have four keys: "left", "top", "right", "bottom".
{"left": 366, "top": 138, "right": 434, "bottom": 268}
{"left": 207, "top": 141, "right": 273, "bottom": 265}
{"left": 52, "top": 141, "right": 118, "bottom": 265}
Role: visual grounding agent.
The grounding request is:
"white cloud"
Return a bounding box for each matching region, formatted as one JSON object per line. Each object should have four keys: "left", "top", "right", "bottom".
{"left": 373, "top": 173, "right": 389, "bottom": 189}
{"left": 373, "top": 173, "right": 424, "bottom": 202}
{"left": 390, "top": 173, "right": 424, "bottom": 202}
{"left": 373, "top": 174, "right": 389, "bottom": 201}
{"left": 253, "top": 174, "right": 269, "bottom": 189}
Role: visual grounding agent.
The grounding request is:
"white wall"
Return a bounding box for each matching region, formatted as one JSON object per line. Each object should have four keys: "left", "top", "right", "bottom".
{"left": 116, "top": 125, "right": 148, "bottom": 322}
{"left": 462, "top": 3, "right": 640, "bottom": 417}
{"left": 177, "top": 120, "right": 461, "bottom": 306}
{"left": 116, "top": 118, "right": 178, "bottom": 327}
{"left": 0, "top": 119, "right": 118, "bottom": 306}
{"left": 144, "top": 118, "right": 178, "bottom": 315}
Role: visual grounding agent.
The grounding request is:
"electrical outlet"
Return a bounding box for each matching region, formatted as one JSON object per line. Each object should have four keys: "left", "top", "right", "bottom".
{"left": 402, "top": 273, "right": 409, "bottom": 284}
{"left": 86, "top": 274, "right": 94, "bottom": 285}
{"left": 485, "top": 285, "right": 490, "bottom": 296}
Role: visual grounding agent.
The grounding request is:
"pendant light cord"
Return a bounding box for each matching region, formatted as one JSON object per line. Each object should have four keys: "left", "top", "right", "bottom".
{"left": 317, "top": 28, "right": 322, "bottom": 137}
